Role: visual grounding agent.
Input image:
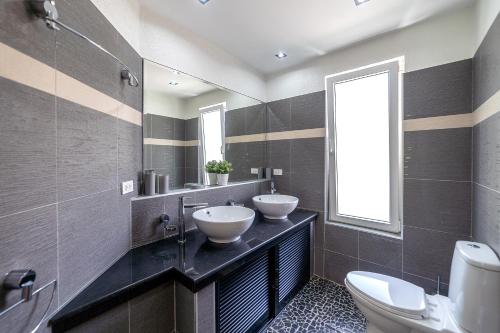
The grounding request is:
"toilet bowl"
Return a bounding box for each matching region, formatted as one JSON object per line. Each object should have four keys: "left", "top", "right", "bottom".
{"left": 345, "top": 241, "right": 500, "bottom": 333}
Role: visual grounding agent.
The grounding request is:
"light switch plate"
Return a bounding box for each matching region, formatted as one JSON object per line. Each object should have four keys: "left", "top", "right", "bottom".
{"left": 251, "top": 168, "right": 259, "bottom": 174}
{"left": 273, "top": 169, "right": 283, "bottom": 176}
{"left": 121, "top": 180, "right": 134, "bottom": 195}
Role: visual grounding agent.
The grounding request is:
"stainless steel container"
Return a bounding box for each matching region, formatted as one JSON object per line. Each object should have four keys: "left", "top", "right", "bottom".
{"left": 158, "top": 175, "right": 169, "bottom": 194}
{"left": 144, "top": 170, "right": 156, "bottom": 196}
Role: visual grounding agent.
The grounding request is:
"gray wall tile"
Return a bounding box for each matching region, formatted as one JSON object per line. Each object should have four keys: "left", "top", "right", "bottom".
{"left": 314, "top": 247, "right": 324, "bottom": 277}
{"left": 0, "top": 0, "right": 56, "bottom": 67}
{"left": 58, "top": 190, "right": 128, "bottom": 303}
{"left": 131, "top": 197, "right": 165, "bottom": 247}
{"left": 290, "top": 90, "right": 326, "bottom": 130}
{"left": 0, "top": 78, "right": 56, "bottom": 217}
{"left": 151, "top": 145, "right": 175, "bottom": 171}
{"left": 324, "top": 224, "right": 358, "bottom": 257}
{"left": 313, "top": 212, "right": 325, "bottom": 249}
{"left": 230, "top": 183, "right": 259, "bottom": 207}
{"left": 267, "top": 99, "right": 291, "bottom": 132}
{"left": 324, "top": 251, "right": 358, "bottom": 285}
{"left": 185, "top": 118, "right": 199, "bottom": 141}
{"left": 473, "top": 13, "right": 500, "bottom": 109}
{"left": 403, "top": 226, "right": 468, "bottom": 283}
{"left": 267, "top": 140, "right": 291, "bottom": 171}
{"left": 0, "top": 205, "right": 58, "bottom": 333}
{"left": 175, "top": 282, "right": 196, "bottom": 333}
{"left": 57, "top": 99, "right": 117, "bottom": 201}
{"left": 118, "top": 120, "right": 143, "bottom": 191}
{"left": 404, "top": 128, "right": 472, "bottom": 181}
{"left": 472, "top": 184, "right": 500, "bottom": 256}
{"left": 174, "top": 118, "right": 186, "bottom": 141}
{"left": 402, "top": 273, "right": 448, "bottom": 296}
{"left": 472, "top": 114, "right": 500, "bottom": 191}
{"left": 404, "top": 179, "right": 471, "bottom": 235}
{"left": 185, "top": 146, "right": 198, "bottom": 170}
{"left": 67, "top": 301, "right": 129, "bottom": 333}
{"left": 225, "top": 109, "right": 246, "bottom": 137}
{"left": 129, "top": 282, "right": 175, "bottom": 333}
{"left": 245, "top": 104, "right": 267, "bottom": 135}
{"left": 359, "top": 260, "right": 402, "bottom": 279}
{"left": 404, "top": 59, "right": 472, "bottom": 119}
{"left": 150, "top": 114, "right": 174, "bottom": 140}
{"left": 196, "top": 283, "right": 216, "bottom": 333}
{"left": 143, "top": 114, "right": 152, "bottom": 138}
{"left": 359, "top": 232, "right": 402, "bottom": 271}
{"left": 195, "top": 187, "right": 232, "bottom": 207}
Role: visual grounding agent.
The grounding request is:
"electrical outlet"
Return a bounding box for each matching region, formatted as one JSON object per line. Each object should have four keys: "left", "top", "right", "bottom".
{"left": 121, "top": 180, "right": 134, "bottom": 195}
{"left": 251, "top": 168, "right": 259, "bottom": 174}
{"left": 273, "top": 169, "right": 283, "bottom": 176}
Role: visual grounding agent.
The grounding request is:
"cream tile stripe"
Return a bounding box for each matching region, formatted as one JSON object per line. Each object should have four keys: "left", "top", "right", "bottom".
{"left": 144, "top": 138, "right": 199, "bottom": 147}
{"left": 0, "top": 42, "right": 141, "bottom": 126}
{"left": 225, "top": 128, "right": 326, "bottom": 143}
{"left": 472, "top": 89, "right": 500, "bottom": 125}
{"left": 403, "top": 114, "right": 473, "bottom": 132}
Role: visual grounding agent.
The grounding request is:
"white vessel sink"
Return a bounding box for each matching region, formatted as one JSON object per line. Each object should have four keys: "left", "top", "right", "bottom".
{"left": 192, "top": 206, "right": 255, "bottom": 243}
{"left": 252, "top": 194, "right": 299, "bottom": 220}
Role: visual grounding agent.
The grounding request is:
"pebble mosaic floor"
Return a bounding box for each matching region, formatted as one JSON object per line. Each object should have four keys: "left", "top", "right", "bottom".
{"left": 267, "top": 277, "right": 367, "bottom": 333}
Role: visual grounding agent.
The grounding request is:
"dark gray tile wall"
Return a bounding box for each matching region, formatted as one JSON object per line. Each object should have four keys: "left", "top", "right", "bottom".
{"left": 472, "top": 13, "right": 500, "bottom": 256}
{"left": 0, "top": 1, "right": 143, "bottom": 331}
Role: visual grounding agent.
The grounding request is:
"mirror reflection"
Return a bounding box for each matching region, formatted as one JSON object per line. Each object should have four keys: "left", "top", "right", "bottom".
{"left": 143, "top": 60, "right": 266, "bottom": 191}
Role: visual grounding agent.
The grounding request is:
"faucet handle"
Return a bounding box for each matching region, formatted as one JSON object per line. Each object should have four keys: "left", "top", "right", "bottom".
{"left": 160, "top": 214, "right": 176, "bottom": 231}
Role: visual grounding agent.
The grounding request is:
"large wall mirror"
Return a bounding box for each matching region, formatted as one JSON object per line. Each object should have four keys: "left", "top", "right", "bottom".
{"left": 143, "top": 59, "right": 267, "bottom": 191}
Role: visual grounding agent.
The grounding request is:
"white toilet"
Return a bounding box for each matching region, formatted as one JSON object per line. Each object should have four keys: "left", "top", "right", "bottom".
{"left": 345, "top": 241, "right": 500, "bottom": 333}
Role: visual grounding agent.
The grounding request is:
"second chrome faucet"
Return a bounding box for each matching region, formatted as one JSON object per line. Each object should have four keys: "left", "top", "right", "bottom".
{"left": 177, "top": 196, "right": 208, "bottom": 244}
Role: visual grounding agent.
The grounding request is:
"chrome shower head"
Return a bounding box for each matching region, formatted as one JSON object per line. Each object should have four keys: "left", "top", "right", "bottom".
{"left": 29, "top": 0, "right": 59, "bottom": 30}
{"left": 121, "top": 69, "right": 139, "bottom": 87}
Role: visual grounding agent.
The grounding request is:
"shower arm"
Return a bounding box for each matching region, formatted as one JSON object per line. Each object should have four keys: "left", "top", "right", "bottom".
{"left": 43, "top": 16, "right": 140, "bottom": 87}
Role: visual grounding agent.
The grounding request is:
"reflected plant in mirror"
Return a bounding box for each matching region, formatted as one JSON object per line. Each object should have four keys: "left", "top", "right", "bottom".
{"left": 143, "top": 59, "right": 267, "bottom": 192}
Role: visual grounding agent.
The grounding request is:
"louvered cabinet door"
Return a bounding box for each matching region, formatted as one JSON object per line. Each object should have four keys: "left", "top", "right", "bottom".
{"left": 217, "top": 254, "right": 271, "bottom": 333}
{"left": 277, "top": 226, "right": 310, "bottom": 310}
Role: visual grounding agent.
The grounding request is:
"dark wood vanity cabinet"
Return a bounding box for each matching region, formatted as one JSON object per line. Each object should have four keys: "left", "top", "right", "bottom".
{"left": 216, "top": 225, "right": 311, "bottom": 333}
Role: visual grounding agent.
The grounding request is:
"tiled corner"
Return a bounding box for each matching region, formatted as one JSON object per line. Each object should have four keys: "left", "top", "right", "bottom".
{"left": 267, "top": 99, "right": 291, "bottom": 132}
{"left": 472, "top": 114, "right": 500, "bottom": 191}
{"left": 290, "top": 90, "right": 325, "bottom": 130}
{"left": 324, "top": 224, "right": 358, "bottom": 257}
{"left": 313, "top": 247, "right": 325, "bottom": 277}
{"left": 245, "top": 104, "right": 267, "bottom": 135}
{"left": 129, "top": 282, "right": 175, "bottom": 333}
{"left": 150, "top": 114, "right": 174, "bottom": 140}
{"left": 225, "top": 108, "right": 246, "bottom": 137}
{"left": 472, "top": 183, "right": 500, "bottom": 255}
{"left": 324, "top": 250, "right": 358, "bottom": 285}
{"left": 131, "top": 196, "right": 165, "bottom": 247}
{"left": 404, "top": 59, "right": 472, "bottom": 119}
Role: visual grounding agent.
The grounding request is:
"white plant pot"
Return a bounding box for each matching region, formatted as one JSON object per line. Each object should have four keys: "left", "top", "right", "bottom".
{"left": 207, "top": 173, "right": 217, "bottom": 185}
{"left": 217, "top": 173, "right": 229, "bottom": 186}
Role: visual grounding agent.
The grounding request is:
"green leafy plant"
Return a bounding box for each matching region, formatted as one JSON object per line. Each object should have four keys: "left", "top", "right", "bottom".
{"left": 205, "top": 160, "right": 219, "bottom": 173}
{"left": 216, "top": 160, "right": 233, "bottom": 174}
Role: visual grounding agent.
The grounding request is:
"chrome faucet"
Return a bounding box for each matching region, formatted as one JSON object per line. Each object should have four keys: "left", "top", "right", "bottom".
{"left": 270, "top": 180, "right": 277, "bottom": 194}
{"left": 178, "top": 196, "right": 208, "bottom": 244}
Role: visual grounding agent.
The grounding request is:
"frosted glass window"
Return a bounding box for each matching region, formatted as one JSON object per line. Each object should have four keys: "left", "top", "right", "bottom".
{"left": 335, "top": 73, "right": 390, "bottom": 222}
{"left": 327, "top": 59, "right": 402, "bottom": 233}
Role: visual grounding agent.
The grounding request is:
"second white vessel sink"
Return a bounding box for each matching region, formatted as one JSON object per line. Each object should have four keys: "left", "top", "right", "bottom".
{"left": 253, "top": 194, "right": 299, "bottom": 220}
{"left": 192, "top": 206, "right": 255, "bottom": 243}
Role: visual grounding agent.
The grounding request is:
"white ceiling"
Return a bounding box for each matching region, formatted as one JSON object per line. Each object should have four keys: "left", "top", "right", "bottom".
{"left": 141, "top": 0, "right": 474, "bottom": 75}
{"left": 144, "top": 60, "right": 217, "bottom": 98}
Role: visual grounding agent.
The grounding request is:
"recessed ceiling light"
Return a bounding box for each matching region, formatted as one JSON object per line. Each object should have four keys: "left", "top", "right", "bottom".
{"left": 275, "top": 51, "right": 287, "bottom": 59}
{"left": 199, "top": 0, "right": 210, "bottom": 4}
{"left": 354, "top": 0, "right": 370, "bottom": 6}
{"left": 169, "top": 81, "right": 179, "bottom": 86}
{"left": 171, "top": 70, "right": 180, "bottom": 75}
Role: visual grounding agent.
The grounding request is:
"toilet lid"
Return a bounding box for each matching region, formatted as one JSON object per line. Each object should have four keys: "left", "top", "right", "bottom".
{"left": 346, "top": 271, "right": 427, "bottom": 318}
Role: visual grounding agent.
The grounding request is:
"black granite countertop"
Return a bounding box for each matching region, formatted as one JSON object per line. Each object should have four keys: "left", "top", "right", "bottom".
{"left": 50, "top": 209, "right": 317, "bottom": 332}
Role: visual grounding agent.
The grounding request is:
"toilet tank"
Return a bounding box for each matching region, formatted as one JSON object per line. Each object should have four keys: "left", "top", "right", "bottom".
{"left": 448, "top": 241, "right": 500, "bottom": 333}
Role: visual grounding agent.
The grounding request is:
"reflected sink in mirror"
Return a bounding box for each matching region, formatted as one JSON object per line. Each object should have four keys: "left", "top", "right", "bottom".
{"left": 253, "top": 194, "right": 299, "bottom": 220}
{"left": 192, "top": 206, "right": 255, "bottom": 243}
{"left": 142, "top": 59, "right": 267, "bottom": 192}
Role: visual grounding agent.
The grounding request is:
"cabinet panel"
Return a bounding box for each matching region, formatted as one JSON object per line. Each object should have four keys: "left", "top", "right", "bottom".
{"left": 217, "top": 254, "right": 271, "bottom": 333}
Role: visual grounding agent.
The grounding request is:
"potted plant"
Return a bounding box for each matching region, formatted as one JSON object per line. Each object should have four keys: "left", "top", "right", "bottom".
{"left": 205, "top": 160, "right": 218, "bottom": 185}
{"left": 216, "top": 160, "right": 233, "bottom": 186}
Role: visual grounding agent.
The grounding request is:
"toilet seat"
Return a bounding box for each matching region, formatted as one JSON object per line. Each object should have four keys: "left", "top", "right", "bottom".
{"left": 346, "top": 271, "right": 427, "bottom": 320}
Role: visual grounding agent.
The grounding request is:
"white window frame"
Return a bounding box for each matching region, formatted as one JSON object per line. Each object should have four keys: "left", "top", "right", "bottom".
{"left": 199, "top": 102, "right": 226, "bottom": 184}
{"left": 326, "top": 58, "right": 403, "bottom": 233}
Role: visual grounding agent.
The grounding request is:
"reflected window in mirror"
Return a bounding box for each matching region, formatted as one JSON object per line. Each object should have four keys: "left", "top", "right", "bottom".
{"left": 200, "top": 103, "right": 226, "bottom": 184}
